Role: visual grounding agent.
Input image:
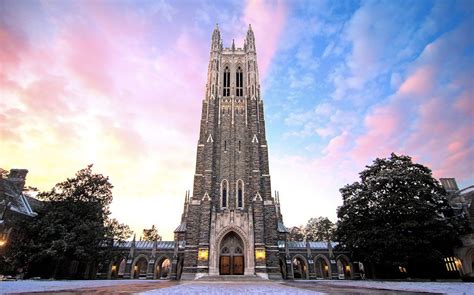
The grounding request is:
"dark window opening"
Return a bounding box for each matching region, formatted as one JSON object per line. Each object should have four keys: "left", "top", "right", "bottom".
{"left": 238, "top": 188, "right": 243, "bottom": 208}
{"left": 236, "top": 67, "right": 243, "bottom": 97}
{"left": 223, "top": 67, "right": 230, "bottom": 97}
{"left": 224, "top": 140, "right": 227, "bottom": 151}
{"left": 238, "top": 140, "right": 241, "bottom": 151}
{"left": 222, "top": 188, "right": 227, "bottom": 207}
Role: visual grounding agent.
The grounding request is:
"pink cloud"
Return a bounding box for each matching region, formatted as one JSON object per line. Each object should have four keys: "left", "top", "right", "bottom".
{"left": 398, "top": 66, "right": 435, "bottom": 97}
{"left": 350, "top": 23, "right": 473, "bottom": 182}
{"left": 314, "top": 20, "right": 474, "bottom": 188}
{"left": 0, "top": 27, "right": 22, "bottom": 71}
{"left": 351, "top": 104, "right": 405, "bottom": 161}
{"left": 243, "top": 0, "right": 286, "bottom": 79}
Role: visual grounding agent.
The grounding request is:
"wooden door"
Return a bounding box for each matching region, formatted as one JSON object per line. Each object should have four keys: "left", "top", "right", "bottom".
{"left": 220, "top": 256, "right": 230, "bottom": 275}
{"left": 233, "top": 256, "right": 244, "bottom": 275}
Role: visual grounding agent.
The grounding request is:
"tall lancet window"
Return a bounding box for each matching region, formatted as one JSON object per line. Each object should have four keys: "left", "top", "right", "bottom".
{"left": 221, "top": 179, "right": 229, "bottom": 208}
{"left": 223, "top": 66, "right": 230, "bottom": 97}
{"left": 236, "top": 180, "right": 244, "bottom": 208}
{"left": 236, "top": 66, "right": 243, "bottom": 97}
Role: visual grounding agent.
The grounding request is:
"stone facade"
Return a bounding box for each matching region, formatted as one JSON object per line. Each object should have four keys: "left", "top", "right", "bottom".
{"left": 175, "top": 24, "right": 286, "bottom": 280}
{"left": 97, "top": 25, "right": 356, "bottom": 281}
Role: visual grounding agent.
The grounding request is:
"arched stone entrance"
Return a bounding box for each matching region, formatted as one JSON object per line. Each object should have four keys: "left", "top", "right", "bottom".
{"left": 337, "top": 255, "right": 352, "bottom": 279}
{"left": 219, "top": 232, "right": 244, "bottom": 275}
{"left": 314, "top": 255, "right": 331, "bottom": 279}
{"left": 292, "top": 255, "right": 308, "bottom": 279}
{"left": 132, "top": 256, "right": 149, "bottom": 279}
{"left": 108, "top": 257, "right": 126, "bottom": 279}
{"left": 117, "top": 258, "right": 126, "bottom": 278}
{"left": 155, "top": 256, "right": 171, "bottom": 279}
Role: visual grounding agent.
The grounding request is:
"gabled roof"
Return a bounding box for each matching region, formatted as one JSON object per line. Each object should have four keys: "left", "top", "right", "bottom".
{"left": 0, "top": 172, "right": 38, "bottom": 218}
{"left": 174, "top": 222, "right": 187, "bottom": 233}
{"left": 277, "top": 222, "right": 289, "bottom": 233}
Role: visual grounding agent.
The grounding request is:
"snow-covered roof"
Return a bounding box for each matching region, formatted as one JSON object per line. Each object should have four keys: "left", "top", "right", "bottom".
{"left": 113, "top": 240, "right": 184, "bottom": 250}
{"left": 277, "top": 240, "right": 339, "bottom": 249}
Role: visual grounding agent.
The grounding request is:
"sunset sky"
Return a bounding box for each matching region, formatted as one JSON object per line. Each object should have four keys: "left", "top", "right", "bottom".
{"left": 1, "top": 0, "right": 473, "bottom": 240}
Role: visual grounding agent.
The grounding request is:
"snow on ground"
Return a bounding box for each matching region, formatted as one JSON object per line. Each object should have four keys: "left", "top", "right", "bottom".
{"left": 295, "top": 280, "right": 474, "bottom": 295}
{"left": 0, "top": 279, "right": 162, "bottom": 294}
{"left": 140, "top": 282, "right": 320, "bottom": 295}
{"left": 0, "top": 280, "right": 473, "bottom": 295}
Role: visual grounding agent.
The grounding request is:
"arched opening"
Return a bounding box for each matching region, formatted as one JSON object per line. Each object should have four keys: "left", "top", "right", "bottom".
{"left": 109, "top": 257, "right": 126, "bottom": 279}
{"left": 219, "top": 232, "right": 244, "bottom": 275}
{"left": 314, "top": 255, "right": 330, "bottom": 279}
{"left": 221, "top": 179, "right": 228, "bottom": 209}
{"left": 155, "top": 257, "right": 171, "bottom": 279}
{"left": 292, "top": 256, "right": 308, "bottom": 279}
{"left": 132, "top": 256, "right": 149, "bottom": 279}
{"left": 337, "top": 255, "right": 352, "bottom": 279}
{"left": 117, "top": 258, "right": 126, "bottom": 278}
{"left": 236, "top": 179, "right": 244, "bottom": 209}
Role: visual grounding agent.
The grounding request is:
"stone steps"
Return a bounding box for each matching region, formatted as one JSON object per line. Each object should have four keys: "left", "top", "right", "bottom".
{"left": 196, "top": 275, "right": 266, "bottom": 281}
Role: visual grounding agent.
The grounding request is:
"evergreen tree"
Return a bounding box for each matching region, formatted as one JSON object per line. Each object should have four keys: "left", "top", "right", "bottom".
{"left": 335, "top": 153, "right": 468, "bottom": 278}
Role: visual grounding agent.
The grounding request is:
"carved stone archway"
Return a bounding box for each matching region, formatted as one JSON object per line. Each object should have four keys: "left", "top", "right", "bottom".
{"left": 292, "top": 254, "right": 309, "bottom": 279}
{"left": 154, "top": 255, "right": 171, "bottom": 279}
{"left": 336, "top": 254, "right": 353, "bottom": 279}
{"left": 314, "top": 254, "right": 331, "bottom": 279}
{"left": 209, "top": 226, "right": 254, "bottom": 276}
{"left": 219, "top": 232, "right": 244, "bottom": 275}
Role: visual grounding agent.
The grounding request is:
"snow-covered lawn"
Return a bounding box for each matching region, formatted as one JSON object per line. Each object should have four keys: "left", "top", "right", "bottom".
{"left": 0, "top": 279, "right": 161, "bottom": 293}
{"left": 0, "top": 279, "right": 472, "bottom": 294}
{"left": 141, "top": 282, "right": 320, "bottom": 295}
{"left": 293, "top": 280, "right": 474, "bottom": 294}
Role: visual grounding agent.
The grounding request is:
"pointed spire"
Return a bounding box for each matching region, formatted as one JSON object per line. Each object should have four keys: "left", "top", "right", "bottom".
{"left": 246, "top": 24, "right": 255, "bottom": 52}
{"left": 232, "top": 39, "right": 235, "bottom": 51}
{"left": 247, "top": 24, "right": 255, "bottom": 37}
{"left": 212, "top": 23, "right": 220, "bottom": 36}
{"left": 211, "top": 23, "right": 221, "bottom": 52}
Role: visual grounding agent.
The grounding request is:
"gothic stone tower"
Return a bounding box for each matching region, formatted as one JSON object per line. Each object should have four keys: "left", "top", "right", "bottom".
{"left": 175, "top": 24, "right": 287, "bottom": 280}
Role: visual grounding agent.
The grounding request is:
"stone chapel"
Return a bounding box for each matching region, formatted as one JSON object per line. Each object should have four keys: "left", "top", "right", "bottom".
{"left": 98, "top": 25, "right": 356, "bottom": 281}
